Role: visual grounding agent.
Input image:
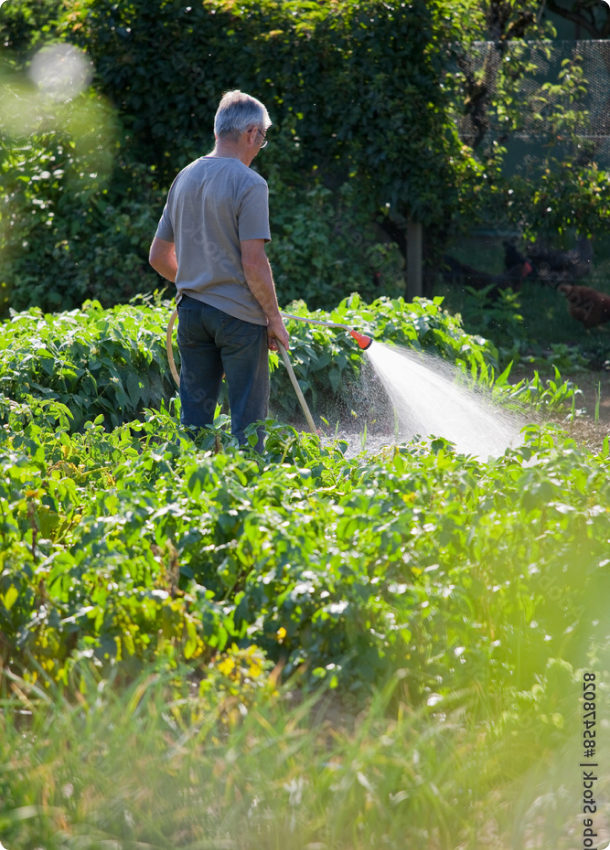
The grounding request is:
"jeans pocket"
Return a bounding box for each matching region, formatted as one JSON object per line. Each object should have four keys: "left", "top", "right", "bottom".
{"left": 221, "top": 314, "right": 262, "bottom": 345}
{"left": 177, "top": 306, "right": 193, "bottom": 346}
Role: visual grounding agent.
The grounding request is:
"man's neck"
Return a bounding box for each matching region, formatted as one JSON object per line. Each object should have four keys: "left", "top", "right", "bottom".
{"left": 209, "top": 142, "right": 250, "bottom": 166}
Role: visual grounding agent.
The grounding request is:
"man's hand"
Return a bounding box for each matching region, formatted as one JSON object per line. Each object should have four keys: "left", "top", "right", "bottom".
{"left": 267, "top": 314, "right": 289, "bottom": 351}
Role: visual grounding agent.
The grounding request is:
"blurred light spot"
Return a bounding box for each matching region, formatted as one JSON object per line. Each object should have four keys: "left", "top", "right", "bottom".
{"left": 29, "top": 44, "right": 93, "bottom": 100}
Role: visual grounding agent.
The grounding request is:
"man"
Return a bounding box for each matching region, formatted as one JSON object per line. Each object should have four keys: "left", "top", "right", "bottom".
{"left": 149, "top": 90, "right": 289, "bottom": 451}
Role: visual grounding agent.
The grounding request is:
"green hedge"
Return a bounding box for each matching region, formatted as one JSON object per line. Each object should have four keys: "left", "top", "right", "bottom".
{"left": 0, "top": 0, "right": 463, "bottom": 314}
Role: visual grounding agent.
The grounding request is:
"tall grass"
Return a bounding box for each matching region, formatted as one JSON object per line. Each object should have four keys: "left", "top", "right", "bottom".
{"left": 1, "top": 661, "right": 604, "bottom": 850}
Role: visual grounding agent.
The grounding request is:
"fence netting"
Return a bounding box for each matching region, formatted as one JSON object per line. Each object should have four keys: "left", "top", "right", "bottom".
{"left": 454, "top": 39, "right": 610, "bottom": 165}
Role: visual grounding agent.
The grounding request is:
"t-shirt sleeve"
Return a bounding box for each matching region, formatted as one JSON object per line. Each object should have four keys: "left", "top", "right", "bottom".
{"left": 238, "top": 181, "right": 271, "bottom": 243}
{"left": 155, "top": 203, "right": 175, "bottom": 242}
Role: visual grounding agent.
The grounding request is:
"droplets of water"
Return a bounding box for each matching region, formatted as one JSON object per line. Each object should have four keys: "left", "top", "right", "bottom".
{"left": 365, "top": 342, "right": 523, "bottom": 459}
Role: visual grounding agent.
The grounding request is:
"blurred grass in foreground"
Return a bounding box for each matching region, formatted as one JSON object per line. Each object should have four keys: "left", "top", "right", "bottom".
{"left": 1, "top": 659, "right": 608, "bottom": 850}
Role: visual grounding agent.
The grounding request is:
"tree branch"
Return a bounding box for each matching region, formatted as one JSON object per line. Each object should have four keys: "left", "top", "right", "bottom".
{"left": 504, "top": 9, "right": 536, "bottom": 39}
{"left": 546, "top": 0, "right": 606, "bottom": 39}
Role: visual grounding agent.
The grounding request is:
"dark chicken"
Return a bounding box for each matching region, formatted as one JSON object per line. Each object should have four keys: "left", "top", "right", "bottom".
{"left": 515, "top": 234, "right": 593, "bottom": 284}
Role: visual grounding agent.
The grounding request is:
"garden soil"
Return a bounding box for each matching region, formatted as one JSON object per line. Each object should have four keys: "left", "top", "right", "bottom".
{"left": 330, "top": 369, "right": 610, "bottom": 459}
{"left": 560, "top": 369, "right": 610, "bottom": 452}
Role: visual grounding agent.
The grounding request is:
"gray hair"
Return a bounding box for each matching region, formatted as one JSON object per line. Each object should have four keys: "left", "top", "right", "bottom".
{"left": 214, "top": 90, "right": 271, "bottom": 142}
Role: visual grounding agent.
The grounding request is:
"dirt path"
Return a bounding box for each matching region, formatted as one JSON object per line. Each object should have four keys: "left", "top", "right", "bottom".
{"left": 550, "top": 370, "right": 610, "bottom": 453}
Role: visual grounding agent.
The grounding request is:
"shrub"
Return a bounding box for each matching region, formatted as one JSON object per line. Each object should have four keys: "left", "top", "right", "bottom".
{"left": 0, "top": 294, "right": 498, "bottom": 431}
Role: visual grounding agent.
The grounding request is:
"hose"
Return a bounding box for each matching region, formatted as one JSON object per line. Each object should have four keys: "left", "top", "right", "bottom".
{"left": 280, "top": 311, "right": 351, "bottom": 331}
{"left": 277, "top": 341, "right": 317, "bottom": 435}
{"left": 281, "top": 312, "right": 373, "bottom": 350}
{"left": 166, "top": 308, "right": 181, "bottom": 387}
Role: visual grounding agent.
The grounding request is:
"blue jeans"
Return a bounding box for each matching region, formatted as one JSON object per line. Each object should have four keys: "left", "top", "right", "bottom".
{"left": 177, "top": 296, "right": 269, "bottom": 451}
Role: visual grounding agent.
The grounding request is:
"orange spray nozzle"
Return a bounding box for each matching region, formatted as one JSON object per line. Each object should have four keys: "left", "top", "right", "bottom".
{"left": 349, "top": 329, "right": 373, "bottom": 351}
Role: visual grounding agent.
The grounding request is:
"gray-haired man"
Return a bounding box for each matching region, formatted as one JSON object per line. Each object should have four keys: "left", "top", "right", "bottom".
{"left": 149, "top": 90, "right": 289, "bottom": 451}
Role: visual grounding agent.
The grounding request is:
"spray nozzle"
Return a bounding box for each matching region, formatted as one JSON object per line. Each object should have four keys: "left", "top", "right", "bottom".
{"left": 349, "top": 329, "right": 373, "bottom": 351}
{"left": 279, "top": 311, "right": 373, "bottom": 350}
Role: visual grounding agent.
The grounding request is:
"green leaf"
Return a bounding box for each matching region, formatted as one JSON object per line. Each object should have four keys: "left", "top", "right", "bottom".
{"left": 2, "top": 586, "right": 18, "bottom": 611}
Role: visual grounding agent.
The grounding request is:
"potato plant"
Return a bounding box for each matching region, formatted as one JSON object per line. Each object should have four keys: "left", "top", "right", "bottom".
{"left": 0, "top": 295, "right": 608, "bottom": 697}
{"left": 0, "top": 293, "right": 496, "bottom": 429}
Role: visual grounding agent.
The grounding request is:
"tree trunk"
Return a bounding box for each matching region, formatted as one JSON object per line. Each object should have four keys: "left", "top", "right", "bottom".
{"left": 406, "top": 219, "right": 423, "bottom": 301}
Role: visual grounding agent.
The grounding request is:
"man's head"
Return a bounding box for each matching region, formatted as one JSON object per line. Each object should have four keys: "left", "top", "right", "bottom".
{"left": 214, "top": 90, "right": 271, "bottom": 144}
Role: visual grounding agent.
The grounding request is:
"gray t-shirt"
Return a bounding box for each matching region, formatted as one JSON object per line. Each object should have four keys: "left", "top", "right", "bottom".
{"left": 155, "top": 156, "right": 271, "bottom": 325}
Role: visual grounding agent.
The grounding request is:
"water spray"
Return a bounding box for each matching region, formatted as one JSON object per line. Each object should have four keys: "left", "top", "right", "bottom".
{"left": 165, "top": 308, "right": 374, "bottom": 434}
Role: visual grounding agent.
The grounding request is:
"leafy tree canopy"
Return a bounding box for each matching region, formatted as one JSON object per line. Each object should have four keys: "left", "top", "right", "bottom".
{"left": 63, "top": 0, "right": 469, "bottom": 228}
{"left": 1, "top": 0, "right": 610, "bottom": 314}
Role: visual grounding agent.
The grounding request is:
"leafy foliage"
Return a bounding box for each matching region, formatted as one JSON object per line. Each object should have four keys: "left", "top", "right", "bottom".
{"left": 1, "top": 393, "right": 609, "bottom": 696}
{"left": 1, "top": 294, "right": 608, "bottom": 849}
{"left": 0, "top": 296, "right": 174, "bottom": 431}
{"left": 0, "top": 137, "right": 162, "bottom": 314}
{"left": 0, "top": 0, "right": 63, "bottom": 57}
{"left": 0, "top": 18, "right": 159, "bottom": 315}
{"left": 0, "top": 292, "right": 581, "bottom": 437}
{"left": 0, "top": 294, "right": 499, "bottom": 431}
{"left": 266, "top": 179, "right": 405, "bottom": 309}
{"left": 66, "top": 0, "right": 463, "bottom": 217}
{"left": 0, "top": 298, "right": 607, "bottom": 696}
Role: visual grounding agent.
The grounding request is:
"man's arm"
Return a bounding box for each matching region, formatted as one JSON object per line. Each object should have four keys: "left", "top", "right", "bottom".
{"left": 241, "top": 239, "right": 289, "bottom": 351}
{"left": 149, "top": 237, "right": 177, "bottom": 283}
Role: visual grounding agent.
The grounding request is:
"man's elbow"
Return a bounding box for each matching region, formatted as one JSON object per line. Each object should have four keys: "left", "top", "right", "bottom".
{"left": 149, "top": 242, "right": 162, "bottom": 271}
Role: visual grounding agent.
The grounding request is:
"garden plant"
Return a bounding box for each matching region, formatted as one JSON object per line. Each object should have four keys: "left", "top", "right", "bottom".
{"left": 1, "top": 1, "right": 610, "bottom": 847}
{"left": 1, "top": 296, "right": 609, "bottom": 849}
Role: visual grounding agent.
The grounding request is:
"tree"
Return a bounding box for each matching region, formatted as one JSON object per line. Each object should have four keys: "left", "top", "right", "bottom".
{"left": 545, "top": 0, "right": 610, "bottom": 39}
{"left": 442, "top": 0, "right": 610, "bottom": 253}
{"left": 2, "top": 0, "right": 610, "bottom": 315}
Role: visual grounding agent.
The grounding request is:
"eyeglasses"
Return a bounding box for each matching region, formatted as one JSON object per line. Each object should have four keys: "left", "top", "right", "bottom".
{"left": 254, "top": 127, "right": 268, "bottom": 148}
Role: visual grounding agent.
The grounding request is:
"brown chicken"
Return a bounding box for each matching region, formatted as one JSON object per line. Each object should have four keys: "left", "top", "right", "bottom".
{"left": 557, "top": 284, "right": 610, "bottom": 330}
